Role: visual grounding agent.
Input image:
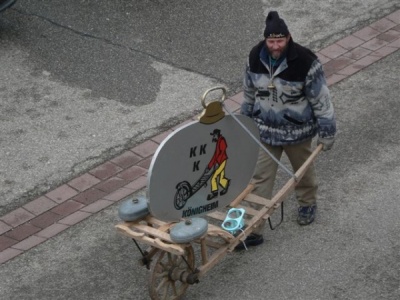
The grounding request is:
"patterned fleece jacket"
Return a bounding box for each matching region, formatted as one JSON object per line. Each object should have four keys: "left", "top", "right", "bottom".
{"left": 240, "top": 39, "right": 336, "bottom": 146}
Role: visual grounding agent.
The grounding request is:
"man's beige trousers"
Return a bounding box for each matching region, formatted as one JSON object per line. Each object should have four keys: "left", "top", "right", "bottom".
{"left": 250, "top": 139, "right": 318, "bottom": 234}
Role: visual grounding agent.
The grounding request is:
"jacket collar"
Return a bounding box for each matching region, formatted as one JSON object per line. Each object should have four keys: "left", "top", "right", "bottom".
{"left": 286, "top": 38, "right": 298, "bottom": 61}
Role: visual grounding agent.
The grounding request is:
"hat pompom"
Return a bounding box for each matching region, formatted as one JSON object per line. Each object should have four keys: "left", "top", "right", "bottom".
{"left": 266, "top": 11, "right": 280, "bottom": 24}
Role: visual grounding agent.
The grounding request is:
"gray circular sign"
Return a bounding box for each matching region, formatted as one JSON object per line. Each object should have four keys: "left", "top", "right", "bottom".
{"left": 147, "top": 115, "right": 260, "bottom": 222}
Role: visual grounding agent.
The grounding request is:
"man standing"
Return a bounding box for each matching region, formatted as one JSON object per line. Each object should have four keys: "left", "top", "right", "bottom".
{"left": 239, "top": 11, "right": 336, "bottom": 249}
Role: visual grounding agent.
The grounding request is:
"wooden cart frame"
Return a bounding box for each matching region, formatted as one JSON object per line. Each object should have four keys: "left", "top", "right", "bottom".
{"left": 115, "top": 143, "right": 322, "bottom": 299}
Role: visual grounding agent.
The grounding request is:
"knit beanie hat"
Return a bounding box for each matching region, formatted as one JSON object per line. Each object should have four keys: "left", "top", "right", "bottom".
{"left": 263, "top": 11, "right": 289, "bottom": 38}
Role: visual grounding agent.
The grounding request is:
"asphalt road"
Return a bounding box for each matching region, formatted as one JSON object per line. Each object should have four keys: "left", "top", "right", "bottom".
{"left": 1, "top": 1, "right": 400, "bottom": 299}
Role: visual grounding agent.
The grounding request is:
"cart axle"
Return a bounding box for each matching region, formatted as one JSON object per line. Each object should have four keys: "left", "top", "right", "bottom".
{"left": 169, "top": 267, "right": 200, "bottom": 285}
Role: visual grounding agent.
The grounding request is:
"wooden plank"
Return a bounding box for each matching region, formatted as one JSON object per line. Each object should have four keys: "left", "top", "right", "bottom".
{"left": 234, "top": 205, "right": 270, "bottom": 220}
{"left": 115, "top": 222, "right": 176, "bottom": 243}
{"left": 206, "top": 224, "right": 235, "bottom": 242}
{"left": 145, "top": 215, "right": 169, "bottom": 227}
{"left": 156, "top": 223, "right": 175, "bottom": 233}
{"left": 154, "top": 238, "right": 188, "bottom": 255}
{"left": 229, "top": 184, "right": 254, "bottom": 207}
{"left": 197, "top": 244, "right": 231, "bottom": 277}
{"left": 132, "top": 223, "right": 175, "bottom": 242}
{"left": 206, "top": 210, "right": 228, "bottom": 222}
{"left": 200, "top": 238, "right": 208, "bottom": 265}
{"left": 236, "top": 205, "right": 260, "bottom": 216}
{"left": 115, "top": 223, "right": 185, "bottom": 256}
{"left": 201, "top": 238, "right": 226, "bottom": 249}
{"left": 244, "top": 193, "right": 272, "bottom": 206}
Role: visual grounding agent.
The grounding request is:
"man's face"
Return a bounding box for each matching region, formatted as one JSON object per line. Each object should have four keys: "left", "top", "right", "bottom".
{"left": 265, "top": 36, "right": 290, "bottom": 59}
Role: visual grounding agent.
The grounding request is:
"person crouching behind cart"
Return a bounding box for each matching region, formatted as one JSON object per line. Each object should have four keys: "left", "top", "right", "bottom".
{"left": 238, "top": 11, "right": 336, "bottom": 250}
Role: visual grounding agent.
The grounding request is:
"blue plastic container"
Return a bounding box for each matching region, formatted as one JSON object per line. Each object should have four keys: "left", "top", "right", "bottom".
{"left": 221, "top": 208, "right": 245, "bottom": 235}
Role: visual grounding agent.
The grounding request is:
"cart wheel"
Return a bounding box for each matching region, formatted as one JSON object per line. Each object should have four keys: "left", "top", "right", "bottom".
{"left": 149, "top": 246, "right": 195, "bottom": 300}
{"left": 174, "top": 181, "right": 192, "bottom": 210}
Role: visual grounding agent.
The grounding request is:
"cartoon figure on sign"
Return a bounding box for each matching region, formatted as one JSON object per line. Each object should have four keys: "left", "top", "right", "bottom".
{"left": 173, "top": 129, "right": 231, "bottom": 210}
{"left": 206, "top": 129, "right": 231, "bottom": 200}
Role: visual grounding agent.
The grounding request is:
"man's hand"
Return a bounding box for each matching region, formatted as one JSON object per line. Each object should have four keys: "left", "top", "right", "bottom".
{"left": 318, "top": 137, "right": 335, "bottom": 151}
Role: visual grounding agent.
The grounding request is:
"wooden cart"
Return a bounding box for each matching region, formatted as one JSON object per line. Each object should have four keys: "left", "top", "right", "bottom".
{"left": 115, "top": 87, "right": 323, "bottom": 299}
{"left": 116, "top": 151, "right": 322, "bottom": 300}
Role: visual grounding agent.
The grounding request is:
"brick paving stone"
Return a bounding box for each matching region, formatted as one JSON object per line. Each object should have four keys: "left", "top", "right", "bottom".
{"left": 393, "top": 24, "right": 400, "bottom": 32}
{"left": 29, "top": 211, "right": 64, "bottom": 228}
{"left": 36, "top": 223, "right": 69, "bottom": 239}
{"left": 172, "top": 119, "right": 193, "bottom": 130}
{"left": 323, "top": 57, "right": 356, "bottom": 77}
{"left": 118, "top": 165, "right": 147, "bottom": 181}
{"left": 12, "top": 235, "right": 47, "bottom": 251}
{"left": 0, "top": 235, "right": 18, "bottom": 252}
{"left": 228, "top": 91, "right": 244, "bottom": 104}
{"left": 72, "top": 188, "right": 108, "bottom": 205}
{"left": 343, "top": 47, "right": 372, "bottom": 60}
{"left": 223, "top": 98, "right": 241, "bottom": 112}
{"left": 151, "top": 130, "right": 173, "bottom": 144}
{"left": 362, "top": 37, "right": 389, "bottom": 51}
{"left": 5, "top": 223, "right": 41, "bottom": 241}
{"left": 319, "top": 43, "right": 348, "bottom": 59}
{"left": 190, "top": 113, "right": 200, "bottom": 122}
{"left": 353, "top": 26, "right": 381, "bottom": 41}
{"left": 23, "top": 196, "right": 58, "bottom": 216}
{"left": 51, "top": 200, "right": 85, "bottom": 216}
{"left": 110, "top": 151, "right": 142, "bottom": 168}
{"left": 377, "top": 30, "right": 400, "bottom": 43}
{"left": 131, "top": 140, "right": 159, "bottom": 158}
{"left": 68, "top": 173, "right": 101, "bottom": 192}
{"left": 0, "top": 221, "right": 12, "bottom": 235}
{"left": 45, "top": 184, "right": 79, "bottom": 204}
{"left": 354, "top": 54, "right": 383, "bottom": 66}
{"left": 336, "top": 63, "right": 363, "bottom": 77}
{"left": 336, "top": 35, "right": 365, "bottom": 50}
{"left": 103, "top": 187, "right": 135, "bottom": 202}
{"left": 95, "top": 177, "right": 130, "bottom": 193}
{"left": 89, "top": 161, "right": 123, "bottom": 180}
{"left": 326, "top": 74, "right": 347, "bottom": 86}
{"left": 371, "top": 46, "right": 398, "bottom": 57}
{"left": 388, "top": 38, "right": 400, "bottom": 48}
{"left": 386, "top": 10, "right": 400, "bottom": 24}
{"left": 124, "top": 176, "right": 147, "bottom": 192}
{"left": 80, "top": 200, "right": 114, "bottom": 213}
{"left": 337, "top": 55, "right": 382, "bottom": 76}
{"left": 137, "top": 157, "right": 152, "bottom": 169}
{"left": 317, "top": 52, "right": 331, "bottom": 64}
{"left": 58, "top": 211, "right": 92, "bottom": 226}
{"left": 0, "top": 248, "right": 23, "bottom": 264}
{"left": 0, "top": 208, "right": 35, "bottom": 227}
{"left": 369, "top": 17, "right": 397, "bottom": 32}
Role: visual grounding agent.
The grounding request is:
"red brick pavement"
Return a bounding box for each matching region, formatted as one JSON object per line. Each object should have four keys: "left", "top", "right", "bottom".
{"left": 1, "top": 10, "right": 399, "bottom": 265}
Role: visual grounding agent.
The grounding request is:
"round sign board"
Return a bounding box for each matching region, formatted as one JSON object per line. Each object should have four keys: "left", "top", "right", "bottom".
{"left": 147, "top": 114, "right": 260, "bottom": 222}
